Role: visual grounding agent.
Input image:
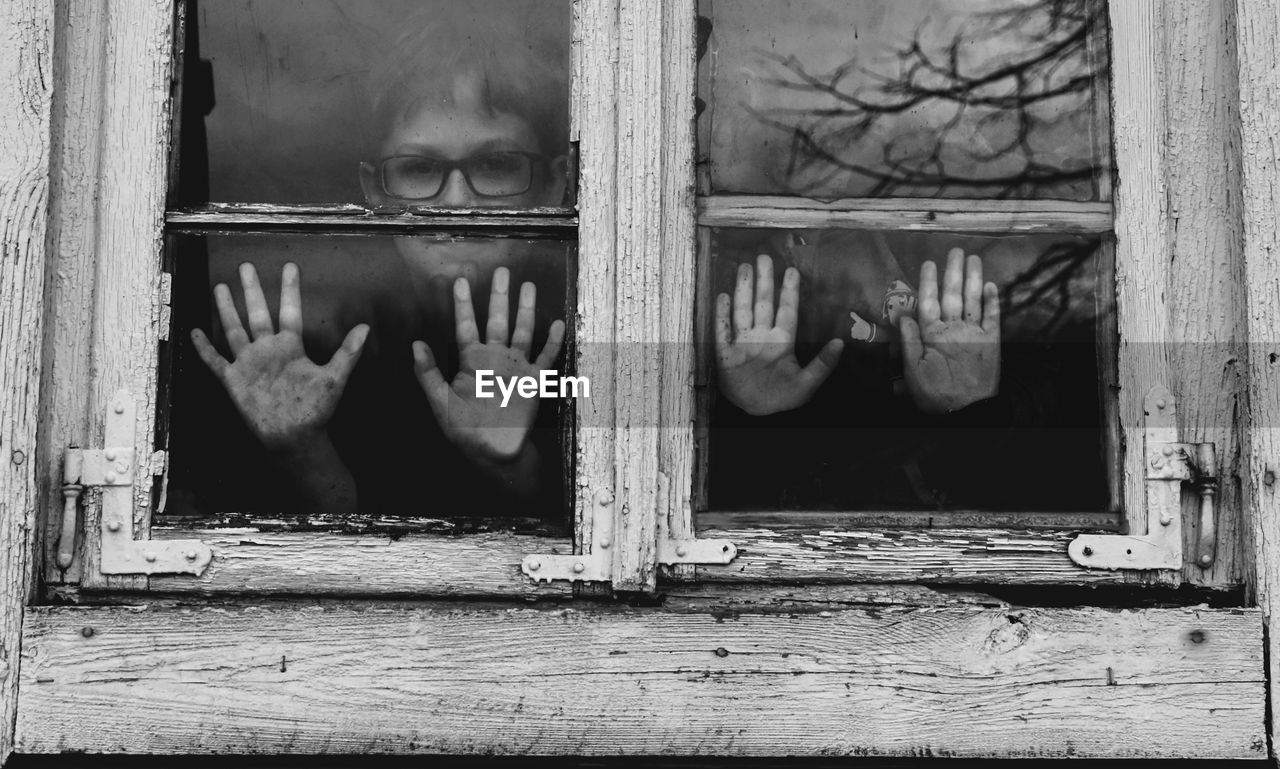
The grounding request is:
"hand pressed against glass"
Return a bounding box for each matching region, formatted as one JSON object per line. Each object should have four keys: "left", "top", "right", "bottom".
{"left": 191, "top": 262, "right": 369, "bottom": 451}
{"left": 714, "top": 254, "right": 845, "bottom": 416}
{"left": 898, "top": 248, "right": 1002, "bottom": 414}
{"left": 413, "top": 266, "right": 566, "bottom": 464}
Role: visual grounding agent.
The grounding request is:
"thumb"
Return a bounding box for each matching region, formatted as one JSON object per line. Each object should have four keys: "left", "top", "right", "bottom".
{"left": 898, "top": 316, "right": 924, "bottom": 363}
{"left": 326, "top": 324, "right": 370, "bottom": 386}
{"left": 797, "top": 338, "right": 844, "bottom": 393}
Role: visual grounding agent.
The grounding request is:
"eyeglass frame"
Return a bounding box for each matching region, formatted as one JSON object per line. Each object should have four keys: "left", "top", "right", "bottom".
{"left": 369, "top": 150, "right": 550, "bottom": 201}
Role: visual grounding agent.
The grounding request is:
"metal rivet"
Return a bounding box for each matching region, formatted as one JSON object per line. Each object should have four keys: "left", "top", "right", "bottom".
{"left": 1157, "top": 399, "right": 1167, "bottom": 409}
{"left": 572, "top": 562, "right": 585, "bottom": 574}
{"left": 598, "top": 540, "right": 610, "bottom": 549}
{"left": 105, "top": 449, "right": 117, "bottom": 461}
{"left": 527, "top": 560, "right": 541, "bottom": 571}
{"left": 1160, "top": 516, "right": 1173, "bottom": 526}
{"left": 114, "top": 404, "right": 126, "bottom": 414}
{"left": 184, "top": 551, "right": 198, "bottom": 561}
{"left": 106, "top": 521, "right": 121, "bottom": 532}
{"left": 714, "top": 647, "right": 729, "bottom": 658}
{"left": 675, "top": 545, "right": 688, "bottom": 558}
{"left": 80, "top": 627, "right": 94, "bottom": 638}
{"left": 104, "top": 472, "right": 117, "bottom": 484}
{"left": 1162, "top": 446, "right": 1174, "bottom": 457}
{"left": 598, "top": 491, "right": 613, "bottom": 506}
{"left": 144, "top": 552, "right": 157, "bottom": 563}
{"left": 1200, "top": 554, "right": 1212, "bottom": 566}
{"left": 1082, "top": 546, "right": 1094, "bottom": 557}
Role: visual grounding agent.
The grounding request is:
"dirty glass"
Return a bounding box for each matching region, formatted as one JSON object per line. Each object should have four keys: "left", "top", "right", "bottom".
{"left": 701, "top": 228, "right": 1112, "bottom": 513}
{"left": 163, "top": 234, "right": 575, "bottom": 524}
{"left": 180, "top": 0, "right": 572, "bottom": 206}
{"left": 696, "top": 0, "right": 1112, "bottom": 199}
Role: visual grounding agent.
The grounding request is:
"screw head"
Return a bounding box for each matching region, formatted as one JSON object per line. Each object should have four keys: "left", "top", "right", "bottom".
{"left": 598, "top": 492, "right": 613, "bottom": 506}
{"left": 1082, "top": 546, "right": 1094, "bottom": 557}
{"left": 598, "top": 540, "right": 610, "bottom": 549}
{"left": 104, "top": 471, "right": 117, "bottom": 484}
{"left": 1163, "top": 446, "right": 1174, "bottom": 457}
{"left": 527, "top": 559, "right": 541, "bottom": 571}
{"left": 1200, "top": 554, "right": 1213, "bottom": 566}
{"left": 572, "top": 562, "right": 585, "bottom": 574}
{"left": 144, "top": 551, "right": 157, "bottom": 563}
{"left": 106, "top": 521, "right": 121, "bottom": 532}
{"left": 184, "top": 551, "right": 198, "bottom": 561}
{"left": 675, "top": 545, "right": 688, "bottom": 558}
{"left": 80, "top": 626, "right": 95, "bottom": 638}
{"left": 114, "top": 404, "right": 126, "bottom": 414}
{"left": 105, "top": 449, "right": 117, "bottom": 461}
{"left": 1157, "top": 399, "right": 1168, "bottom": 409}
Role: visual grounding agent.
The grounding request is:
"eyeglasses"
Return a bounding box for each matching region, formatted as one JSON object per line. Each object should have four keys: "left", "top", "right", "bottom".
{"left": 376, "top": 151, "right": 546, "bottom": 200}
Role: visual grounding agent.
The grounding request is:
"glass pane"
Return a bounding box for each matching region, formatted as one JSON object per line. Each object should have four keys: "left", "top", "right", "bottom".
{"left": 164, "top": 234, "right": 575, "bottom": 525}
{"left": 697, "top": 0, "right": 1111, "bottom": 200}
{"left": 179, "top": 0, "right": 572, "bottom": 206}
{"left": 701, "top": 228, "right": 1112, "bottom": 512}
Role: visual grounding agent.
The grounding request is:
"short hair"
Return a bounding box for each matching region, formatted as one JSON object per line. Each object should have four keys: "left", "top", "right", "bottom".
{"left": 366, "top": 1, "right": 570, "bottom": 159}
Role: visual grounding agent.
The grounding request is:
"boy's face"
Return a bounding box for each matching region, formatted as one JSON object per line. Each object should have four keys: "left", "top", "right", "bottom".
{"left": 361, "top": 76, "right": 568, "bottom": 288}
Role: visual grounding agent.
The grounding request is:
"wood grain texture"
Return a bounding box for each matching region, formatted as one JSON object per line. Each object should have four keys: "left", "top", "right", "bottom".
{"left": 1233, "top": 0, "right": 1280, "bottom": 761}
{"left": 697, "top": 197, "right": 1113, "bottom": 233}
{"left": 610, "top": 0, "right": 662, "bottom": 590}
{"left": 1164, "top": 0, "right": 1249, "bottom": 588}
{"left": 14, "top": 603, "right": 1265, "bottom": 757}
{"left": 79, "top": 0, "right": 174, "bottom": 592}
{"left": 658, "top": 0, "right": 697, "bottom": 578}
{"left": 1109, "top": 1, "right": 1176, "bottom": 580}
{"left": 0, "top": 0, "right": 54, "bottom": 761}
{"left": 690, "top": 528, "right": 1144, "bottom": 585}
{"left": 39, "top": 1, "right": 108, "bottom": 587}
{"left": 569, "top": 0, "right": 618, "bottom": 586}
{"left": 145, "top": 528, "right": 570, "bottom": 597}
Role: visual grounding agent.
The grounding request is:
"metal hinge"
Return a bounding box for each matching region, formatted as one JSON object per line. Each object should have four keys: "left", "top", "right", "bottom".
{"left": 521, "top": 487, "right": 738, "bottom": 584}
{"left": 57, "top": 390, "right": 211, "bottom": 576}
{"left": 1069, "top": 386, "right": 1218, "bottom": 571}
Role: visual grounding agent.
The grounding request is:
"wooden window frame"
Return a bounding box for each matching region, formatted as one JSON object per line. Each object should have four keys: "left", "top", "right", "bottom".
{"left": 2, "top": 0, "right": 1276, "bottom": 761}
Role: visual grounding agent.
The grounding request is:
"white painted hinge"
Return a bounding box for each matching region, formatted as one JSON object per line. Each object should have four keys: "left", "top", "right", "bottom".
{"left": 157, "top": 272, "right": 172, "bottom": 341}
{"left": 521, "top": 486, "right": 738, "bottom": 584}
{"left": 57, "top": 390, "right": 211, "bottom": 576}
{"left": 1069, "top": 386, "right": 1218, "bottom": 571}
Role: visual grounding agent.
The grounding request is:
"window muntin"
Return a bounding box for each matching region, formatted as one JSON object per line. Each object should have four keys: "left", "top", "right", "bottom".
{"left": 697, "top": 0, "right": 1111, "bottom": 200}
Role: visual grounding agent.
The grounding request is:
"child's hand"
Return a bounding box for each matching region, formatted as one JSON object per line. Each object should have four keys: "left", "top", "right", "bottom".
{"left": 413, "top": 267, "right": 565, "bottom": 465}
{"left": 898, "top": 249, "right": 1001, "bottom": 414}
{"left": 714, "top": 254, "right": 844, "bottom": 416}
{"left": 191, "top": 262, "right": 369, "bottom": 452}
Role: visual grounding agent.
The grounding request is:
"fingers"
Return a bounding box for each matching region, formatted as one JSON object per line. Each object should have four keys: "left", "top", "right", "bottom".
{"left": 453, "top": 277, "right": 480, "bottom": 348}
{"left": 753, "top": 254, "right": 775, "bottom": 329}
{"left": 917, "top": 260, "right": 941, "bottom": 327}
{"left": 981, "top": 281, "right": 1001, "bottom": 337}
{"left": 797, "top": 338, "right": 844, "bottom": 392}
{"left": 412, "top": 340, "right": 453, "bottom": 421}
{"left": 511, "top": 281, "right": 536, "bottom": 358}
{"left": 325, "top": 323, "right": 370, "bottom": 386}
{"left": 485, "top": 267, "right": 511, "bottom": 346}
{"left": 775, "top": 267, "right": 800, "bottom": 336}
{"left": 190, "top": 328, "right": 229, "bottom": 380}
{"left": 534, "top": 319, "right": 567, "bottom": 370}
{"left": 714, "top": 293, "right": 733, "bottom": 353}
{"left": 963, "top": 254, "right": 983, "bottom": 324}
{"left": 940, "top": 247, "right": 964, "bottom": 322}
{"left": 278, "top": 262, "right": 303, "bottom": 336}
{"left": 898, "top": 315, "right": 925, "bottom": 365}
{"left": 732, "top": 262, "right": 753, "bottom": 335}
{"left": 213, "top": 283, "right": 250, "bottom": 357}
{"left": 239, "top": 262, "right": 275, "bottom": 339}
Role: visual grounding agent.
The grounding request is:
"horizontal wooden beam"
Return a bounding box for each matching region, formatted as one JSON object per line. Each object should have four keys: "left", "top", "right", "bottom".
{"left": 165, "top": 207, "right": 578, "bottom": 237}
{"left": 692, "top": 527, "right": 1152, "bottom": 585}
{"left": 15, "top": 602, "right": 1265, "bottom": 757}
{"left": 697, "top": 196, "right": 1113, "bottom": 234}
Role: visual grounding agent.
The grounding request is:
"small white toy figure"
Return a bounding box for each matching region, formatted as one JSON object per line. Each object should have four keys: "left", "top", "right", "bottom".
{"left": 849, "top": 279, "right": 918, "bottom": 343}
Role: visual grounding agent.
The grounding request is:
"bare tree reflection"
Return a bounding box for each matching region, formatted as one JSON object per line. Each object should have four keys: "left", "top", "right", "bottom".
{"left": 747, "top": 0, "right": 1107, "bottom": 199}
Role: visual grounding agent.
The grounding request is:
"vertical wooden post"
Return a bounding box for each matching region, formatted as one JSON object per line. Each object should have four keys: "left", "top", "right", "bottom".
{"left": 1234, "top": 0, "right": 1280, "bottom": 762}
{"left": 0, "top": 0, "right": 54, "bottom": 762}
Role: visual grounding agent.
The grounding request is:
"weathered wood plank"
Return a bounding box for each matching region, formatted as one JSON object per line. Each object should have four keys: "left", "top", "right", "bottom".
{"left": 0, "top": 0, "right": 54, "bottom": 761}
{"left": 1233, "top": 0, "right": 1280, "bottom": 763}
{"left": 1109, "top": 1, "right": 1175, "bottom": 577}
{"left": 14, "top": 603, "right": 1265, "bottom": 757}
{"left": 690, "top": 528, "right": 1147, "bottom": 585}
{"left": 165, "top": 211, "right": 578, "bottom": 236}
{"left": 146, "top": 528, "right": 571, "bottom": 597}
{"left": 696, "top": 196, "right": 1113, "bottom": 233}
{"left": 1165, "top": 0, "right": 1249, "bottom": 588}
{"left": 79, "top": 0, "right": 175, "bottom": 592}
